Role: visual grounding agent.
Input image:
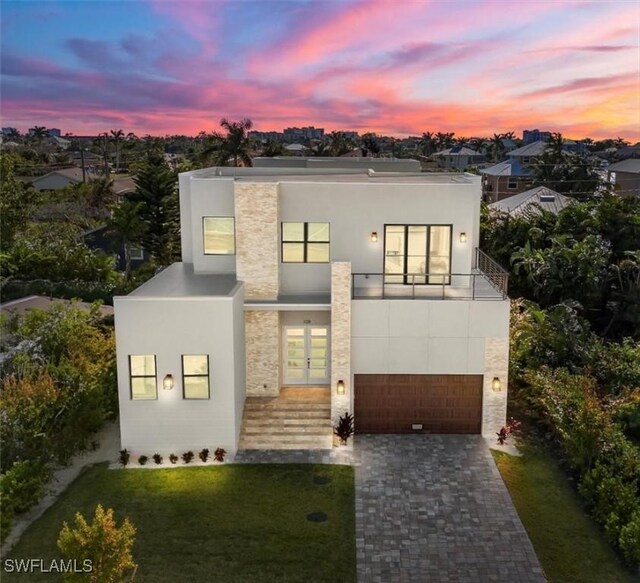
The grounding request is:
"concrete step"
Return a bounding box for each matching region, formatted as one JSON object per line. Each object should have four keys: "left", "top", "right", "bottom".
{"left": 242, "top": 425, "right": 331, "bottom": 435}
{"left": 243, "top": 402, "right": 331, "bottom": 411}
{"left": 243, "top": 410, "right": 330, "bottom": 419}
{"left": 239, "top": 434, "right": 333, "bottom": 450}
{"left": 244, "top": 417, "right": 332, "bottom": 427}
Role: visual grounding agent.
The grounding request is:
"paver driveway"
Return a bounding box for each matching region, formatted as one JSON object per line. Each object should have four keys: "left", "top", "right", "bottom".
{"left": 355, "top": 435, "right": 546, "bottom": 583}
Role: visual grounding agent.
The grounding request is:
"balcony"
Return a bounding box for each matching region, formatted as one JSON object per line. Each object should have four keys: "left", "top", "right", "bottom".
{"left": 352, "top": 249, "right": 509, "bottom": 301}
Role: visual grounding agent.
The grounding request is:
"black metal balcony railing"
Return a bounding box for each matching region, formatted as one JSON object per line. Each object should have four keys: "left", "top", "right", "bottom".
{"left": 352, "top": 248, "right": 508, "bottom": 301}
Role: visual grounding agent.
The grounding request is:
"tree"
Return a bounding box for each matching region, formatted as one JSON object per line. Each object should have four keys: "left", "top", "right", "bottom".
{"left": 531, "top": 133, "right": 603, "bottom": 198}
{"left": 215, "top": 118, "right": 253, "bottom": 166}
{"left": 260, "top": 139, "right": 284, "bottom": 157}
{"left": 361, "top": 133, "right": 380, "bottom": 157}
{"left": 434, "top": 132, "right": 455, "bottom": 151}
{"left": 309, "top": 140, "right": 331, "bottom": 156}
{"left": 58, "top": 505, "right": 136, "bottom": 583}
{"left": 0, "top": 152, "right": 40, "bottom": 250}
{"left": 490, "top": 133, "right": 505, "bottom": 162}
{"left": 328, "top": 131, "right": 351, "bottom": 156}
{"left": 106, "top": 200, "right": 147, "bottom": 281}
{"left": 109, "top": 129, "right": 125, "bottom": 172}
{"left": 129, "top": 152, "right": 180, "bottom": 265}
{"left": 28, "top": 126, "right": 49, "bottom": 153}
{"left": 418, "top": 132, "right": 436, "bottom": 156}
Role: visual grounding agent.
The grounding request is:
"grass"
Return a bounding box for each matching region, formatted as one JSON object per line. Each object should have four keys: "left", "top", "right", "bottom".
{"left": 492, "top": 442, "right": 639, "bottom": 583}
{"left": 5, "top": 463, "right": 355, "bottom": 583}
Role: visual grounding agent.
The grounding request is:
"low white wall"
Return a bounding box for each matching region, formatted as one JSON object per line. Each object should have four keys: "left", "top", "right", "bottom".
{"left": 114, "top": 292, "right": 244, "bottom": 455}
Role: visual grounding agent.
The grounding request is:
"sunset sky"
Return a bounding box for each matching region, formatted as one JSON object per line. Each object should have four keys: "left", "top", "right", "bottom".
{"left": 2, "top": 0, "right": 639, "bottom": 140}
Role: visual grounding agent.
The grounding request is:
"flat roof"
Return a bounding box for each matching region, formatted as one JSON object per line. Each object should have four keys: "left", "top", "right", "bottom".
{"left": 0, "top": 295, "right": 113, "bottom": 317}
{"left": 126, "top": 263, "right": 239, "bottom": 298}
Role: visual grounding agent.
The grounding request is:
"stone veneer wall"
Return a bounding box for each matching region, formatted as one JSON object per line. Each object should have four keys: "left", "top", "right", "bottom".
{"left": 482, "top": 337, "right": 509, "bottom": 437}
{"left": 234, "top": 182, "right": 279, "bottom": 299}
{"left": 245, "top": 310, "right": 280, "bottom": 397}
{"left": 331, "top": 262, "right": 352, "bottom": 425}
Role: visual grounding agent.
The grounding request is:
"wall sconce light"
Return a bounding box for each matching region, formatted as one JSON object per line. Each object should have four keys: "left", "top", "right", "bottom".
{"left": 459, "top": 232, "right": 468, "bottom": 243}
{"left": 492, "top": 376, "right": 502, "bottom": 392}
{"left": 163, "top": 374, "right": 174, "bottom": 391}
{"left": 370, "top": 232, "right": 378, "bottom": 243}
{"left": 336, "top": 379, "right": 346, "bottom": 395}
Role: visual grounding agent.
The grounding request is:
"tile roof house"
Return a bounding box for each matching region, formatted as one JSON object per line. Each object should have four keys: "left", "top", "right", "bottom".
{"left": 488, "top": 186, "right": 573, "bottom": 217}
{"left": 114, "top": 163, "right": 510, "bottom": 458}
{"left": 607, "top": 158, "right": 640, "bottom": 197}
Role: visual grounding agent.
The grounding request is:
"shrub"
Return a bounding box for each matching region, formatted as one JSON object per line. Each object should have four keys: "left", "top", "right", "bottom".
{"left": 198, "top": 449, "right": 209, "bottom": 463}
{"left": 0, "top": 494, "right": 13, "bottom": 542}
{"left": 213, "top": 448, "right": 226, "bottom": 462}
{"left": 181, "top": 451, "right": 194, "bottom": 464}
{"left": 169, "top": 454, "right": 178, "bottom": 464}
{"left": 57, "top": 504, "right": 136, "bottom": 583}
{"left": 152, "top": 453, "right": 163, "bottom": 465}
{"left": 619, "top": 511, "right": 640, "bottom": 565}
{"left": 137, "top": 455, "right": 148, "bottom": 466}
{"left": 118, "top": 449, "right": 130, "bottom": 467}
{"left": 0, "top": 459, "right": 51, "bottom": 514}
{"left": 334, "top": 412, "right": 354, "bottom": 445}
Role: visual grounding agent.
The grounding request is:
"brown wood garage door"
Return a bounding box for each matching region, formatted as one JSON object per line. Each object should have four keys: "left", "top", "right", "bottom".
{"left": 354, "top": 374, "right": 483, "bottom": 434}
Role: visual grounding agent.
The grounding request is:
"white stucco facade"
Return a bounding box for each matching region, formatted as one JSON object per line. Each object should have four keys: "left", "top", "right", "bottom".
{"left": 115, "top": 164, "right": 510, "bottom": 453}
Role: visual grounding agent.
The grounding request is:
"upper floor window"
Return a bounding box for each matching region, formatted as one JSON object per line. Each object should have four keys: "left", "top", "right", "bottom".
{"left": 129, "top": 355, "right": 157, "bottom": 400}
{"left": 281, "top": 222, "right": 330, "bottom": 263}
{"left": 203, "top": 217, "right": 235, "bottom": 255}
{"left": 182, "top": 354, "right": 210, "bottom": 399}
{"left": 507, "top": 178, "right": 518, "bottom": 189}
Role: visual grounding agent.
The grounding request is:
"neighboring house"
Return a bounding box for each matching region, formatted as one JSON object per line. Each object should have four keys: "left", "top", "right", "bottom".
{"left": 480, "top": 140, "right": 562, "bottom": 202}
{"left": 253, "top": 156, "right": 421, "bottom": 172}
{"left": 31, "top": 167, "right": 95, "bottom": 191}
{"left": 488, "top": 186, "right": 573, "bottom": 217}
{"left": 0, "top": 296, "right": 113, "bottom": 318}
{"left": 607, "top": 159, "right": 640, "bottom": 197}
{"left": 432, "top": 146, "right": 485, "bottom": 170}
{"left": 82, "top": 225, "right": 149, "bottom": 272}
{"left": 114, "top": 166, "right": 510, "bottom": 457}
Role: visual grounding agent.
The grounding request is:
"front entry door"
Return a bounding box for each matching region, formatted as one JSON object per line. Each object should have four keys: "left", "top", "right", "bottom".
{"left": 283, "top": 326, "right": 330, "bottom": 385}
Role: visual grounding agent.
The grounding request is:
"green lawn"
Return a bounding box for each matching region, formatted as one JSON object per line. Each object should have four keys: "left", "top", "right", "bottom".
{"left": 492, "top": 443, "right": 639, "bottom": 583}
{"left": 5, "top": 463, "right": 356, "bottom": 583}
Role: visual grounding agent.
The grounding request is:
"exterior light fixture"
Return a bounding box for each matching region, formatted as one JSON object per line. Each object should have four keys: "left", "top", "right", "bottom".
{"left": 492, "top": 376, "right": 502, "bottom": 392}
{"left": 370, "top": 232, "right": 378, "bottom": 243}
{"left": 163, "top": 374, "right": 174, "bottom": 391}
{"left": 459, "top": 232, "right": 468, "bottom": 243}
{"left": 337, "top": 379, "right": 346, "bottom": 395}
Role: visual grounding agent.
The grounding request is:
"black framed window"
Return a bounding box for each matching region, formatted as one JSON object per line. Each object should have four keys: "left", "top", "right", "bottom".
{"left": 281, "top": 222, "right": 329, "bottom": 263}
{"left": 129, "top": 355, "right": 157, "bottom": 400}
{"left": 182, "top": 354, "right": 210, "bottom": 399}
{"left": 507, "top": 178, "right": 518, "bottom": 189}
{"left": 203, "top": 217, "right": 235, "bottom": 255}
{"left": 384, "top": 224, "right": 452, "bottom": 285}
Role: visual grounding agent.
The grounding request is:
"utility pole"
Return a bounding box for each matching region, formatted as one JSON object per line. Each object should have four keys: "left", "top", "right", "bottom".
{"left": 80, "top": 148, "right": 86, "bottom": 182}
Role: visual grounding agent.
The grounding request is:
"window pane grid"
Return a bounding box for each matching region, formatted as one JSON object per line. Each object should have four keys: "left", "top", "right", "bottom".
{"left": 182, "top": 355, "right": 210, "bottom": 399}
{"left": 282, "top": 222, "right": 330, "bottom": 263}
{"left": 129, "top": 355, "right": 157, "bottom": 400}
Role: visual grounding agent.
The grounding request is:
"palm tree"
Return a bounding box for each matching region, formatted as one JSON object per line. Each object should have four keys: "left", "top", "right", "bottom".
{"left": 29, "top": 126, "right": 49, "bottom": 153}
{"left": 109, "top": 129, "right": 125, "bottom": 172}
{"left": 261, "top": 139, "right": 284, "bottom": 157}
{"left": 215, "top": 118, "right": 253, "bottom": 166}
{"left": 106, "top": 200, "right": 147, "bottom": 281}
{"left": 310, "top": 141, "right": 331, "bottom": 156}
{"left": 329, "top": 131, "right": 351, "bottom": 156}
{"left": 361, "top": 133, "right": 380, "bottom": 157}
{"left": 490, "top": 133, "right": 506, "bottom": 162}
{"left": 419, "top": 132, "right": 435, "bottom": 156}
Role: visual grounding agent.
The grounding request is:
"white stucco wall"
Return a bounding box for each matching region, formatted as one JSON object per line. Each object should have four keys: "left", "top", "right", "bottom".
{"left": 114, "top": 290, "right": 245, "bottom": 454}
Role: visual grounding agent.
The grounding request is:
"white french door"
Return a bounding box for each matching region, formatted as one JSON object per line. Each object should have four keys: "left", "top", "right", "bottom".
{"left": 283, "top": 325, "right": 330, "bottom": 385}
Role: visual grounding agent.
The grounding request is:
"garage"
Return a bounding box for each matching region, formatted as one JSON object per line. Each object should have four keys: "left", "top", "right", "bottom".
{"left": 354, "top": 374, "right": 483, "bottom": 434}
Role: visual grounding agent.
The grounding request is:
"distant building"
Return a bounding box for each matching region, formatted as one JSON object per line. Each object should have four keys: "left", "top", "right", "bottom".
{"left": 283, "top": 126, "right": 325, "bottom": 142}
{"left": 2, "top": 127, "right": 18, "bottom": 136}
{"left": 522, "top": 129, "right": 551, "bottom": 144}
{"left": 488, "top": 186, "right": 573, "bottom": 217}
{"left": 83, "top": 225, "right": 150, "bottom": 272}
{"left": 47, "top": 128, "right": 62, "bottom": 137}
{"left": 607, "top": 158, "right": 640, "bottom": 197}
{"left": 31, "top": 167, "right": 91, "bottom": 191}
{"left": 249, "top": 130, "right": 283, "bottom": 142}
{"left": 432, "top": 146, "right": 485, "bottom": 170}
{"left": 0, "top": 296, "right": 113, "bottom": 319}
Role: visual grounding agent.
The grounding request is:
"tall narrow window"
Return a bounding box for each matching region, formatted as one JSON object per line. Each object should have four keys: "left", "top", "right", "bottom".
{"left": 203, "top": 217, "right": 235, "bottom": 255}
{"left": 281, "top": 222, "right": 329, "bottom": 263}
{"left": 384, "top": 225, "right": 452, "bottom": 285}
{"left": 129, "top": 355, "right": 157, "bottom": 400}
{"left": 182, "top": 355, "right": 210, "bottom": 399}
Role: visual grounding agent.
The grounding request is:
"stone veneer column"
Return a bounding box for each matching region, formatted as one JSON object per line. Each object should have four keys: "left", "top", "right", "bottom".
{"left": 245, "top": 310, "right": 280, "bottom": 397}
{"left": 482, "top": 337, "right": 509, "bottom": 437}
{"left": 234, "top": 182, "right": 279, "bottom": 300}
{"left": 331, "top": 262, "right": 352, "bottom": 426}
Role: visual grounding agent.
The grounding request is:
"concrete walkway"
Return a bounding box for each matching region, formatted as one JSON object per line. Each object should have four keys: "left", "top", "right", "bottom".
{"left": 1, "top": 421, "right": 120, "bottom": 556}
{"left": 354, "top": 435, "right": 546, "bottom": 583}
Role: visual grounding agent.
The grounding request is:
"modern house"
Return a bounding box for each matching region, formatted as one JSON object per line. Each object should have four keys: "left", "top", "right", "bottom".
{"left": 114, "top": 165, "right": 510, "bottom": 456}
{"left": 488, "top": 186, "right": 573, "bottom": 217}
